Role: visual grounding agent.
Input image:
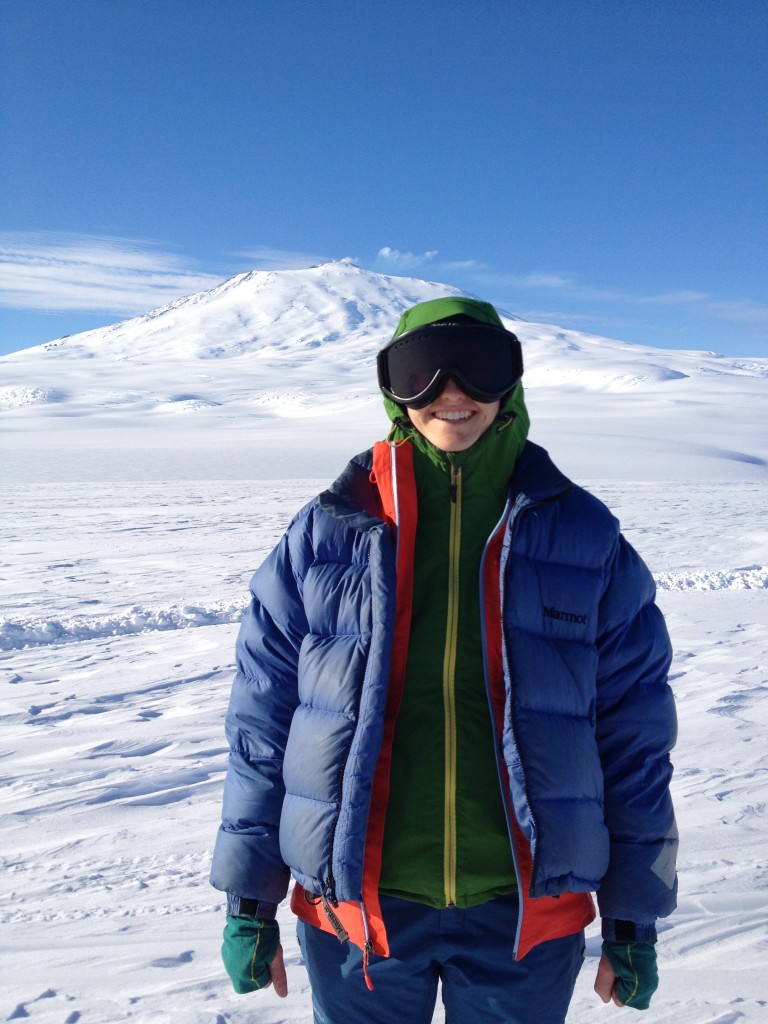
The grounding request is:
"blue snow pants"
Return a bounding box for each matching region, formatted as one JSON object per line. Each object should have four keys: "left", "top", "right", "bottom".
{"left": 297, "top": 894, "right": 586, "bottom": 1024}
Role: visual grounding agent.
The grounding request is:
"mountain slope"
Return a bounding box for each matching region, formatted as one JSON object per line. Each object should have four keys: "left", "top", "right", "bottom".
{"left": 4, "top": 260, "right": 473, "bottom": 363}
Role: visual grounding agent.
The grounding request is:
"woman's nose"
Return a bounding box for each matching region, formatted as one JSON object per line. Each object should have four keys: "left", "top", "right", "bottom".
{"left": 438, "top": 375, "right": 468, "bottom": 400}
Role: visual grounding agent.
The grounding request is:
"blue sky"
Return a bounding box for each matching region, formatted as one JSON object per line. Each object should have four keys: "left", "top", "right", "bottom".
{"left": 1, "top": 0, "right": 766, "bottom": 357}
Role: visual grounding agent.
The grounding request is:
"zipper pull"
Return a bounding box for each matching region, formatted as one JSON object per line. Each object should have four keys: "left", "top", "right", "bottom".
{"left": 320, "top": 892, "right": 350, "bottom": 943}
{"left": 363, "top": 940, "right": 375, "bottom": 990}
{"left": 450, "top": 465, "right": 461, "bottom": 503}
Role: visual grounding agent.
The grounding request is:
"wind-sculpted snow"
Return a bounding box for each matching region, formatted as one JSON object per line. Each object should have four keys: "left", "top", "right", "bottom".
{"left": 655, "top": 566, "right": 768, "bottom": 591}
{"left": 0, "top": 602, "right": 246, "bottom": 651}
{"left": 0, "top": 385, "right": 67, "bottom": 408}
{"left": 3, "top": 568, "right": 766, "bottom": 652}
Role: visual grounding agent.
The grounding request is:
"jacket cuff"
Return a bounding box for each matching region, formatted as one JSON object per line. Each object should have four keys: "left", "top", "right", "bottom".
{"left": 226, "top": 893, "right": 278, "bottom": 920}
{"left": 601, "top": 918, "right": 657, "bottom": 942}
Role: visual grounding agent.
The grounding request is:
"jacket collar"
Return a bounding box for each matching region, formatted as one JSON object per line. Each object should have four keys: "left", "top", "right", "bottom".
{"left": 315, "top": 440, "right": 573, "bottom": 531}
{"left": 511, "top": 442, "right": 573, "bottom": 504}
{"left": 317, "top": 449, "right": 384, "bottom": 529}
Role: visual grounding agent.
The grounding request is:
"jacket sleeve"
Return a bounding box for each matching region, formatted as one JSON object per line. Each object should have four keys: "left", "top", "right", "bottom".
{"left": 594, "top": 532, "right": 678, "bottom": 925}
{"left": 209, "top": 519, "right": 310, "bottom": 905}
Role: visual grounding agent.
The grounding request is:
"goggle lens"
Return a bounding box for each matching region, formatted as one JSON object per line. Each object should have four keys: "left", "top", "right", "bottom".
{"left": 377, "top": 322, "right": 523, "bottom": 409}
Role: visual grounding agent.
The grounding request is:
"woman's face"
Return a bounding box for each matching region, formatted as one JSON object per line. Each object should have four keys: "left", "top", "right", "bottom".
{"left": 406, "top": 376, "right": 500, "bottom": 452}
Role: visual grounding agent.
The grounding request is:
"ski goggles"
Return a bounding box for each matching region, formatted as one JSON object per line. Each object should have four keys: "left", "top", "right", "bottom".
{"left": 377, "top": 321, "right": 524, "bottom": 409}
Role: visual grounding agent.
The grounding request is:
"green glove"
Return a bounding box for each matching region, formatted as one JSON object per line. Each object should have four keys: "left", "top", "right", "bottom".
{"left": 602, "top": 940, "right": 658, "bottom": 1010}
{"left": 221, "top": 916, "right": 280, "bottom": 994}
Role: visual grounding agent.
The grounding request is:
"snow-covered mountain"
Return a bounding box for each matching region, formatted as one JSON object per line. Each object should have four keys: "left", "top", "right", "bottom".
{"left": 8, "top": 258, "right": 474, "bottom": 363}
{"left": 1, "top": 260, "right": 766, "bottom": 482}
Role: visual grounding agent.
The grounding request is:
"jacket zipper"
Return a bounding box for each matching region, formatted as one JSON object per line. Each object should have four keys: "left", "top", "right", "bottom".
{"left": 359, "top": 898, "right": 376, "bottom": 990}
{"left": 475, "top": 492, "right": 537, "bottom": 957}
{"left": 499, "top": 495, "right": 541, "bottom": 905}
{"left": 496, "top": 488, "right": 570, "bottom": 944}
{"left": 479, "top": 494, "right": 518, "bottom": 856}
{"left": 323, "top": 762, "right": 346, "bottom": 908}
{"left": 443, "top": 464, "right": 462, "bottom": 907}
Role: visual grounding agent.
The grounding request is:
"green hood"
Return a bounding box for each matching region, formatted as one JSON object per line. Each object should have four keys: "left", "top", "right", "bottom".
{"left": 382, "top": 297, "right": 530, "bottom": 472}
{"left": 392, "top": 296, "right": 506, "bottom": 338}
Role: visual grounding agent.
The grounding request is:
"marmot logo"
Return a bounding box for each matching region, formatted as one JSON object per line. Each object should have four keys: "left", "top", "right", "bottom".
{"left": 543, "top": 605, "right": 588, "bottom": 625}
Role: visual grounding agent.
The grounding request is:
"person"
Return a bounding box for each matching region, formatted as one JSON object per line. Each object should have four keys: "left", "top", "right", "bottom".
{"left": 210, "top": 297, "right": 678, "bottom": 1023}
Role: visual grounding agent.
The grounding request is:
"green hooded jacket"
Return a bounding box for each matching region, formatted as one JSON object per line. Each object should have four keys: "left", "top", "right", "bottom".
{"left": 378, "top": 297, "right": 531, "bottom": 908}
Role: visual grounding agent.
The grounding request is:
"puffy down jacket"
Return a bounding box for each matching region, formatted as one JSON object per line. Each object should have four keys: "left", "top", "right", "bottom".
{"left": 210, "top": 440, "right": 677, "bottom": 958}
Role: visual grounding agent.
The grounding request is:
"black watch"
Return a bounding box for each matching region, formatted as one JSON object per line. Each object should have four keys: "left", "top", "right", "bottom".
{"left": 226, "top": 893, "right": 278, "bottom": 920}
{"left": 601, "top": 918, "right": 657, "bottom": 943}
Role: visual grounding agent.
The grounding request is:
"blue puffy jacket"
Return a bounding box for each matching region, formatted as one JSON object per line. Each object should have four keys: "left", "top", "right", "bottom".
{"left": 210, "top": 440, "right": 677, "bottom": 952}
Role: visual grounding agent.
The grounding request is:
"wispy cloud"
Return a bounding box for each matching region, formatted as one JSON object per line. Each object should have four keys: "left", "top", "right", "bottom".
{"left": 235, "top": 246, "right": 330, "bottom": 270}
{"left": 513, "top": 272, "right": 578, "bottom": 290}
{"left": 378, "top": 246, "right": 768, "bottom": 342}
{"left": 425, "top": 258, "right": 768, "bottom": 335}
{"left": 376, "top": 249, "right": 577, "bottom": 291}
{"left": 0, "top": 232, "right": 223, "bottom": 315}
{"left": 648, "top": 289, "right": 710, "bottom": 305}
{"left": 700, "top": 297, "right": 768, "bottom": 328}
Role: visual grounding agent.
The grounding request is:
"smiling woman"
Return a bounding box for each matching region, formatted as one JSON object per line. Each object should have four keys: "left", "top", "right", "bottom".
{"left": 375, "top": 303, "right": 524, "bottom": 451}
{"left": 208, "top": 293, "right": 679, "bottom": 1023}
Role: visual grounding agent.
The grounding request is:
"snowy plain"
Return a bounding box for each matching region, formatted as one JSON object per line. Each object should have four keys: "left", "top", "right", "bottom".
{"left": 1, "top": 263, "right": 767, "bottom": 1022}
